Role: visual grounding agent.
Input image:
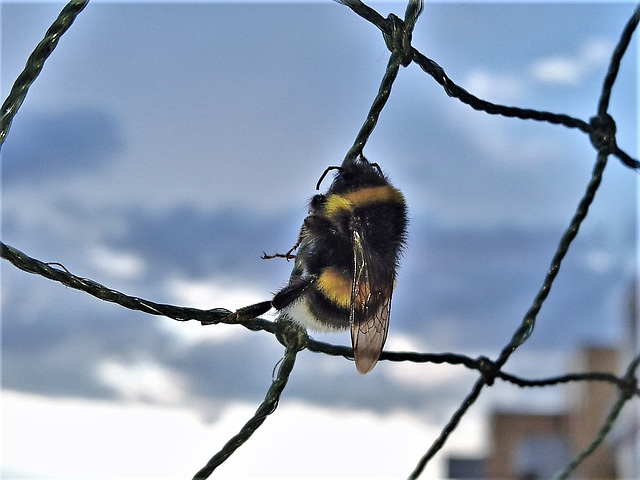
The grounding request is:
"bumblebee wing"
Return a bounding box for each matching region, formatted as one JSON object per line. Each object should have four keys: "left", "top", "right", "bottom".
{"left": 350, "top": 228, "right": 392, "bottom": 375}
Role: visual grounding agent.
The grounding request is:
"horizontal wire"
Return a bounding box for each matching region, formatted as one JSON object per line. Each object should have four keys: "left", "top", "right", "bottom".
{"left": 2, "top": 0, "right": 639, "bottom": 478}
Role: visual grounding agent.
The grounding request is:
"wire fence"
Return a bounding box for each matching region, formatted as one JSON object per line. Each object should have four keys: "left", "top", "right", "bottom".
{"left": 1, "top": 1, "right": 639, "bottom": 479}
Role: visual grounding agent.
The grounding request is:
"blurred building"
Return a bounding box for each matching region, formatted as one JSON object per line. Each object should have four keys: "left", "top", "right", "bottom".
{"left": 484, "top": 411, "right": 571, "bottom": 479}
{"left": 448, "top": 345, "right": 621, "bottom": 479}
{"left": 564, "top": 346, "right": 618, "bottom": 479}
{"left": 615, "top": 280, "right": 639, "bottom": 478}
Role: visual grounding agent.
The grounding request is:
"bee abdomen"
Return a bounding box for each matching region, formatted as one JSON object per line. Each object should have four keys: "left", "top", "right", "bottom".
{"left": 317, "top": 267, "right": 352, "bottom": 308}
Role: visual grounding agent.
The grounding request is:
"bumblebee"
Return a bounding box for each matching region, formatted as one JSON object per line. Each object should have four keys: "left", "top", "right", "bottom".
{"left": 267, "top": 155, "right": 407, "bottom": 374}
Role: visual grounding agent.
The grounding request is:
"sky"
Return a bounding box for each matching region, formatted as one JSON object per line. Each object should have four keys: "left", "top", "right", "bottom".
{"left": 1, "top": 1, "right": 638, "bottom": 479}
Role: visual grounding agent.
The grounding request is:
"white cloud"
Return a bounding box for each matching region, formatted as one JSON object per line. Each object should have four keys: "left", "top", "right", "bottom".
{"left": 579, "top": 38, "right": 612, "bottom": 65}
{"left": 385, "top": 358, "right": 470, "bottom": 390}
{"left": 583, "top": 249, "right": 615, "bottom": 274}
{"left": 463, "top": 37, "right": 613, "bottom": 101}
{"left": 2, "top": 391, "right": 216, "bottom": 479}
{"left": 2, "top": 391, "right": 469, "bottom": 479}
{"left": 96, "top": 358, "right": 186, "bottom": 403}
{"left": 464, "top": 70, "right": 527, "bottom": 103}
{"left": 531, "top": 56, "right": 583, "bottom": 84}
{"left": 530, "top": 38, "right": 612, "bottom": 85}
{"left": 386, "top": 332, "right": 431, "bottom": 353}
{"left": 158, "top": 276, "right": 276, "bottom": 344}
{"left": 88, "top": 245, "right": 146, "bottom": 279}
{"left": 165, "top": 276, "right": 267, "bottom": 312}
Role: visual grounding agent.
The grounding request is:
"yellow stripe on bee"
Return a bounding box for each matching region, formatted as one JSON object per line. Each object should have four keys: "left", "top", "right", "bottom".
{"left": 317, "top": 268, "right": 352, "bottom": 308}
{"left": 317, "top": 267, "right": 371, "bottom": 309}
{"left": 324, "top": 185, "right": 404, "bottom": 218}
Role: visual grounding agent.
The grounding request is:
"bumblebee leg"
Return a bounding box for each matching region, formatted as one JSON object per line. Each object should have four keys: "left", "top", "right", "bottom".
{"left": 261, "top": 222, "right": 308, "bottom": 260}
{"left": 261, "top": 247, "right": 297, "bottom": 261}
{"left": 203, "top": 300, "right": 273, "bottom": 325}
{"left": 263, "top": 208, "right": 337, "bottom": 260}
{"left": 272, "top": 277, "right": 314, "bottom": 310}
{"left": 234, "top": 300, "right": 273, "bottom": 319}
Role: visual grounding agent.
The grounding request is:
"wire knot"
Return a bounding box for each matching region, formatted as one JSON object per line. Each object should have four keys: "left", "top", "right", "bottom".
{"left": 620, "top": 374, "right": 638, "bottom": 400}
{"left": 276, "top": 318, "right": 308, "bottom": 352}
{"left": 477, "top": 356, "right": 499, "bottom": 386}
{"left": 621, "top": 356, "right": 640, "bottom": 400}
{"left": 384, "top": 14, "right": 414, "bottom": 67}
{"left": 588, "top": 114, "right": 618, "bottom": 156}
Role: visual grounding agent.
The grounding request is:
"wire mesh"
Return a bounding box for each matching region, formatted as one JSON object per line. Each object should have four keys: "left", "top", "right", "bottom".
{"left": 1, "top": 1, "right": 639, "bottom": 479}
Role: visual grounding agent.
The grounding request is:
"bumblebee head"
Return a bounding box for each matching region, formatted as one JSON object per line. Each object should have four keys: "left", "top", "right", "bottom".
{"left": 316, "top": 155, "right": 388, "bottom": 194}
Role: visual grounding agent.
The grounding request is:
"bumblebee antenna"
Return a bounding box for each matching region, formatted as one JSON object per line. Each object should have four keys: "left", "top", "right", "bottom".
{"left": 316, "top": 165, "right": 342, "bottom": 190}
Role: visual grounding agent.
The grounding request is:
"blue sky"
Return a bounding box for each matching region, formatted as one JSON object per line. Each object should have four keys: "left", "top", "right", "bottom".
{"left": 1, "top": 1, "right": 638, "bottom": 478}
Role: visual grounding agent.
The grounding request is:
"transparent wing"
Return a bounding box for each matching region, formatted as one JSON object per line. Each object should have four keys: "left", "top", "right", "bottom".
{"left": 349, "top": 228, "right": 392, "bottom": 375}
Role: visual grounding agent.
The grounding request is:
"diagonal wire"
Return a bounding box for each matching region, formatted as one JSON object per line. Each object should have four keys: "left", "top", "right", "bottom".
{"left": 343, "top": 46, "right": 404, "bottom": 163}
{"left": 337, "top": 0, "right": 591, "bottom": 133}
{"left": 408, "top": 377, "right": 486, "bottom": 480}
{"left": 11, "top": 236, "right": 637, "bottom": 403}
{"left": 590, "top": 2, "right": 640, "bottom": 169}
{"left": 499, "top": 370, "right": 640, "bottom": 396}
{"left": 343, "top": 0, "right": 423, "bottom": 163}
{"left": 0, "top": 241, "right": 276, "bottom": 333}
{"left": 410, "top": 49, "right": 591, "bottom": 132}
{"left": 1, "top": 0, "right": 638, "bottom": 477}
{"left": 9, "top": 229, "right": 636, "bottom": 405}
{"left": 0, "top": 0, "right": 89, "bottom": 148}
{"left": 192, "top": 321, "right": 305, "bottom": 479}
{"left": 494, "top": 153, "right": 608, "bottom": 368}
{"left": 408, "top": 153, "right": 608, "bottom": 479}
{"left": 337, "top": 0, "right": 638, "bottom": 169}
{"left": 597, "top": 2, "right": 639, "bottom": 116}
{"left": 553, "top": 353, "right": 640, "bottom": 480}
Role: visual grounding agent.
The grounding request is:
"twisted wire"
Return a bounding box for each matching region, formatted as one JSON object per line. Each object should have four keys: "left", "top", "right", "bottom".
{"left": 1, "top": 1, "right": 638, "bottom": 478}
{"left": 0, "top": 0, "right": 89, "bottom": 148}
{"left": 0, "top": 241, "right": 276, "bottom": 333}
{"left": 553, "top": 353, "right": 640, "bottom": 480}
{"left": 343, "top": 0, "right": 423, "bottom": 163}
{"left": 192, "top": 321, "right": 305, "bottom": 479}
